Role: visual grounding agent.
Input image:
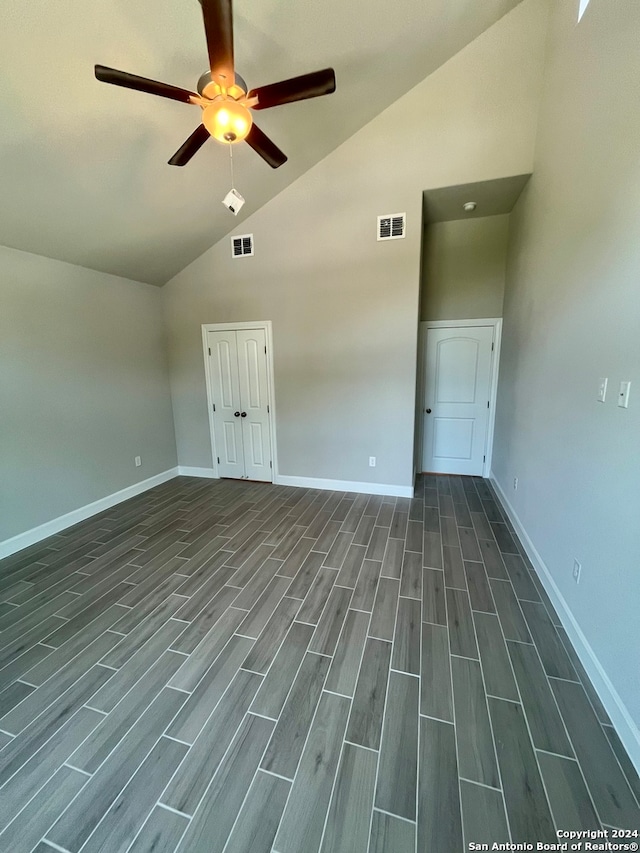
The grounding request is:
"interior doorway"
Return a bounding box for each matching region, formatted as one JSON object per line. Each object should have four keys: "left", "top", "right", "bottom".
{"left": 416, "top": 175, "right": 530, "bottom": 478}
{"left": 419, "top": 319, "right": 501, "bottom": 477}
{"left": 202, "top": 321, "right": 277, "bottom": 482}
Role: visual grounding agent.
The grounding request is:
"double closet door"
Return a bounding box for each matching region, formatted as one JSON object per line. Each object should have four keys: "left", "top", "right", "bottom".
{"left": 207, "top": 328, "right": 272, "bottom": 481}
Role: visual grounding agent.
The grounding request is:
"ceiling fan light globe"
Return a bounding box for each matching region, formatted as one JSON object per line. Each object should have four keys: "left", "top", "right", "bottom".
{"left": 203, "top": 100, "right": 252, "bottom": 144}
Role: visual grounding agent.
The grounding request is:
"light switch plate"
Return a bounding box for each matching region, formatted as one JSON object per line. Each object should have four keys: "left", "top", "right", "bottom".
{"left": 618, "top": 381, "right": 631, "bottom": 408}
{"left": 597, "top": 378, "right": 608, "bottom": 402}
{"left": 573, "top": 559, "right": 581, "bottom": 584}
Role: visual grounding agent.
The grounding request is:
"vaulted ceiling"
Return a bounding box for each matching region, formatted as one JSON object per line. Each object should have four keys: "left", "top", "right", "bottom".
{"left": 1, "top": 0, "right": 524, "bottom": 284}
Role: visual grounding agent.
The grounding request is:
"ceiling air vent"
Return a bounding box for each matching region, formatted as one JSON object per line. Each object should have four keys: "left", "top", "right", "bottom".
{"left": 377, "top": 213, "right": 406, "bottom": 241}
{"left": 231, "top": 234, "right": 254, "bottom": 258}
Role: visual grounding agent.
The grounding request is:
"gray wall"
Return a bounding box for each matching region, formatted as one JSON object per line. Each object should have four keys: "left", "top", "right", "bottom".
{"left": 421, "top": 215, "right": 509, "bottom": 320}
{"left": 162, "top": 0, "right": 548, "bottom": 490}
{"left": 0, "top": 246, "right": 177, "bottom": 542}
{"left": 493, "top": 0, "right": 640, "bottom": 751}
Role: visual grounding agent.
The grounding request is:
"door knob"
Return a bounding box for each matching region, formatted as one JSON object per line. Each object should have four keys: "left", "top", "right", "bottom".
{"left": 241, "top": 412, "right": 247, "bottom": 417}
{"left": 426, "top": 408, "right": 432, "bottom": 414}
{"left": 234, "top": 411, "right": 240, "bottom": 417}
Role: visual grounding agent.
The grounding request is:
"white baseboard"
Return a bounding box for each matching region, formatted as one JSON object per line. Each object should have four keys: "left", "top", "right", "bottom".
{"left": 0, "top": 468, "right": 179, "bottom": 560}
{"left": 490, "top": 472, "right": 640, "bottom": 774}
{"left": 177, "top": 467, "right": 218, "bottom": 479}
{"left": 275, "top": 474, "right": 414, "bottom": 499}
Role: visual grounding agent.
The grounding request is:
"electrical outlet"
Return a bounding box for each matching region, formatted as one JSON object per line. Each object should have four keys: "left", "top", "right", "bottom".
{"left": 513, "top": 477, "right": 518, "bottom": 491}
{"left": 135, "top": 456, "right": 141, "bottom": 467}
{"left": 618, "top": 381, "right": 631, "bottom": 408}
{"left": 369, "top": 456, "right": 376, "bottom": 467}
{"left": 573, "top": 559, "right": 581, "bottom": 584}
{"left": 597, "top": 378, "right": 608, "bottom": 402}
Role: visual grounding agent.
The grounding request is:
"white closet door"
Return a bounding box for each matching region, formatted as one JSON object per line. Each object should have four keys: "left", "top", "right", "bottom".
{"left": 207, "top": 330, "right": 245, "bottom": 479}
{"left": 236, "top": 328, "right": 272, "bottom": 482}
{"left": 422, "top": 325, "right": 494, "bottom": 475}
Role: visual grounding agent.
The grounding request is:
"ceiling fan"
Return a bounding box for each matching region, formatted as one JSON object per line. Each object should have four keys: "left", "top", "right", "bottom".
{"left": 94, "top": 0, "right": 336, "bottom": 169}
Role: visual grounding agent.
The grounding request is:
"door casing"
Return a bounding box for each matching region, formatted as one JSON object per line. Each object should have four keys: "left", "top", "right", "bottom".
{"left": 417, "top": 318, "right": 502, "bottom": 478}
{"left": 202, "top": 321, "right": 279, "bottom": 481}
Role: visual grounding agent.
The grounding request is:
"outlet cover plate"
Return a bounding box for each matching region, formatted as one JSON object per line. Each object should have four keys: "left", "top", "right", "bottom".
{"left": 618, "top": 381, "right": 631, "bottom": 408}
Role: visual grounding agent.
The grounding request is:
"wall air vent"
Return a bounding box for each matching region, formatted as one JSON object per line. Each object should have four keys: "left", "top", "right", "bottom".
{"left": 377, "top": 213, "right": 406, "bottom": 241}
{"left": 231, "top": 234, "right": 254, "bottom": 258}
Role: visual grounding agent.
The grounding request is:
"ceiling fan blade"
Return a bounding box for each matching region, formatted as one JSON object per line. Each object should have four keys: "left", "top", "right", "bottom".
{"left": 200, "top": 0, "right": 235, "bottom": 88}
{"left": 245, "top": 124, "right": 287, "bottom": 169}
{"left": 168, "top": 124, "right": 211, "bottom": 166}
{"left": 95, "top": 65, "right": 198, "bottom": 104}
{"left": 248, "top": 68, "right": 336, "bottom": 110}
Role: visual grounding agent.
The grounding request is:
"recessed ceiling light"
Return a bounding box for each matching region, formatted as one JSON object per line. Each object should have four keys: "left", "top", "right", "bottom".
{"left": 463, "top": 202, "right": 477, "bottom": 212}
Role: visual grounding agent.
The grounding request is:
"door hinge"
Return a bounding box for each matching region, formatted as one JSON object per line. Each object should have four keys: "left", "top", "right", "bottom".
{"left": 270, "top": 460, "right": 272, "bottom": 468}
{"left": 487, "top": 400, "right": 490, "bottom": 409}
{"left": 491, "top": 342, "right": 494, "bottom": 351}
{"left": 208, "top": 347, "right": 211, "bottom": 356}
{"left": 217, "top": 456, "right": 220, "bottom": 464}
{"left": 267, "top": 404, "right": 270, "bottom": 413}
{"left": 483, "top": 455, "right": 486, "bottom": 462}
{"left": 212, "top": 402, "right": 216, "bottom": 412}
{"left": 264, "top": 345, "right": 267, "bottom": 354}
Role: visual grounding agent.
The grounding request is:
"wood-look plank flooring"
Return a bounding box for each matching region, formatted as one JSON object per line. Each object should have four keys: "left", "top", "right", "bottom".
{"left": 0, "top": 474, "right": 638, "bottom": 852}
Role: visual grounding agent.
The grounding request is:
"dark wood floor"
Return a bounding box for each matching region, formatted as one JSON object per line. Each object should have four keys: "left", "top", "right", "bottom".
{"left": 0, "top": 474, "right": 638, "bottom": 853}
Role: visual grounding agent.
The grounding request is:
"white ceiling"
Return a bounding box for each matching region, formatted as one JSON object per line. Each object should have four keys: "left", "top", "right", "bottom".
{"left": 1, "top": 0, "right": 523, "bottom": 285}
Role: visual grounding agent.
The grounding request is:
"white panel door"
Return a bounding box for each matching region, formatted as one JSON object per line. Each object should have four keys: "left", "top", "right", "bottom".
{"left": 422, "top": 325, "right": 494, "bottom": 475}
{"left": 207, "top": 328, "right": 272, "bottom": 482}
{"left": 236, "top": 329, "right": 272, "bottom": 482}
{"left": 208, "top": 330, "right": 245, "bottom": 479}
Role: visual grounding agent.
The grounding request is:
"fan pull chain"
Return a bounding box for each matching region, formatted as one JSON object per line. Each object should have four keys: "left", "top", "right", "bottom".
{"left": 222, "top": 142, "right": 245, "bottom": 215}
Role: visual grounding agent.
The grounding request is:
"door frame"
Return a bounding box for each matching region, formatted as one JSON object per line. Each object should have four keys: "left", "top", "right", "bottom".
{"left": 201, "top": 321, "right": 279, "bottom": 482}
{"left": 417, "top": 318, "right": 502, "bottom": 478}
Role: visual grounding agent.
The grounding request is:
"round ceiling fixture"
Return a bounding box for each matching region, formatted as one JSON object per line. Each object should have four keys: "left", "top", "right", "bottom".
{"left": 202, "top": 99, "right": 253, "bottom": 143}
{"left": 463, "top": 201, "right": 477, "bottom": 212}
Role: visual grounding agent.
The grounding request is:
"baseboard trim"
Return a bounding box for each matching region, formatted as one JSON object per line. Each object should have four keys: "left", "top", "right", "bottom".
{"left": 275, "top": 474, "right": 413, "bottom": 499}
{"left": 177, "top": 467, "right": 218, "bottom": 479}
{"left": 490, "top": 473, "right": 640, "bottom": 773}
{"left": 0, "top": 468, "right": 179, "bottom": 560}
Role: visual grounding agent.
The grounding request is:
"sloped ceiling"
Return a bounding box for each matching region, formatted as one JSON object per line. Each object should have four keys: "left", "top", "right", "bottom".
{"left": 1, "top": 0, "right": 524, "bottom": 284}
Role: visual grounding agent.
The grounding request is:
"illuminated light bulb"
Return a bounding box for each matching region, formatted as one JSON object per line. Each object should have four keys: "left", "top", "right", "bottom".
{"left": 202, "top": 100, "right": 252, "bottom": 143}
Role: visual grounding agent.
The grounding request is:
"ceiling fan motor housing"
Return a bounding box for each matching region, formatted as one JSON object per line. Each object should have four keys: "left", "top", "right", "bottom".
{"left": 197, "top": 70, "right": 248, "bottom": 100}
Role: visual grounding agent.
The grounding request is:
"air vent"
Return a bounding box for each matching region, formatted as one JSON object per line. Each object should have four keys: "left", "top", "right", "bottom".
{"left": 231, "top": 234, "right": 254, "bottom": 258}
{"left": 377, "top": 213, "right": 406, "bottom": 241}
